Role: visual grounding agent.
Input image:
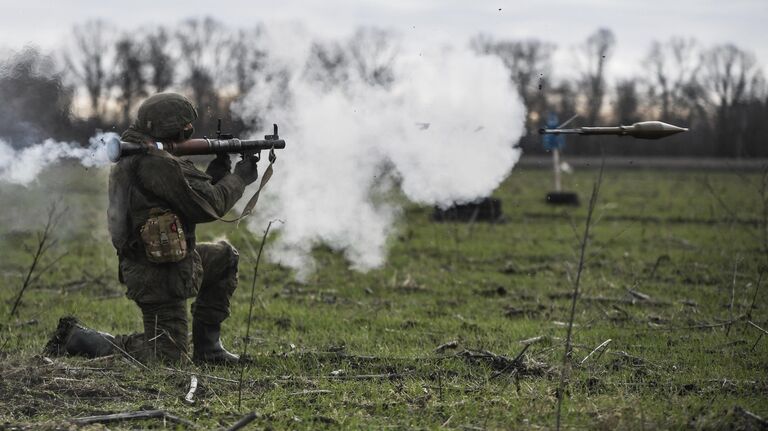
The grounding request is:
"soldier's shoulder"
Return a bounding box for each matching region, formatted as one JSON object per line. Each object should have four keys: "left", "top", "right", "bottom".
{"left": 136, "top": 148, "right": 211, "bottom": 181}
{"left": 133, "top": 148, "right": 183, "bottom": 174}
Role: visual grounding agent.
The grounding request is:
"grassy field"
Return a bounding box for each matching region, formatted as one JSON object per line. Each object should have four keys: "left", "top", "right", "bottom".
{"left": 0, "top": 163, "right": 766, "bottom": 430}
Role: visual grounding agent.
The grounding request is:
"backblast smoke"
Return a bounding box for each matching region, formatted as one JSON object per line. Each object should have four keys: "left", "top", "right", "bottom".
{"left": 0, "top": 133, "right": 114, "bottom": 185}
{"left": 234, "top": 28, "right": 526, "bottom": 279}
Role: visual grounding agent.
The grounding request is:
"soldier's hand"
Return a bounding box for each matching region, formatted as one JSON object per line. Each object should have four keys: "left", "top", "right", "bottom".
{"left": 206, "top": 153, "right": 232, "bottom": 183}
{"left": 234, "top": 156, "right": 259, "bottom": 185}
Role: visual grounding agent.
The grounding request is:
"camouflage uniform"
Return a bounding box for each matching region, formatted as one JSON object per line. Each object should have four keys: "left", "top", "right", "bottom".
{"left": 106, "top": 93, "right": 249, "bottom": 362}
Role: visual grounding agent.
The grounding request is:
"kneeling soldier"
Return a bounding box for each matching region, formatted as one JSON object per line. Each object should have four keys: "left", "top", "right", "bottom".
{"left": 45, "top": 93, "right": 259, "bottom": 364}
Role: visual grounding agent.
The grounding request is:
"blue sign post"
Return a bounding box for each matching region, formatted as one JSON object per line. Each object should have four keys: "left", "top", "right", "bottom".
{"left": 543, "top": 113, "right": 565, "bottom": 152}
{"left": 542, "top": 112, "right": 579, "bottom": 205}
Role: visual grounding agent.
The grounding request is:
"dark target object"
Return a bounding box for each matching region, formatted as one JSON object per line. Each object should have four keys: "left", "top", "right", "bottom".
{"left": 432, "top": 197, "right": 504, "bottom": 222}
{"left": 546, "top": 191, "right": 580, "bottom": 206}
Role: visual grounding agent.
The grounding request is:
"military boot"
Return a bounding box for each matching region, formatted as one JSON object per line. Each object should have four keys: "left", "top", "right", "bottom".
{"left": 192, "top": 320, "right": 239, "bottom": 364}
{"left": 43, "top": 316, "right": 116, "bottom": 358}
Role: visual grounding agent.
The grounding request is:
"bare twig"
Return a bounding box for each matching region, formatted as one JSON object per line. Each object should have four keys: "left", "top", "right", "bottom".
{"left": 702, "top": 176, "right": 741, "bottom": 222}
{"left": 580, "top": 339, "right": 612, "bottom": 365}
{"left": 726, "top": 259, "right": 740, "bottom": 337}
{"left": 70, "top": 410, "right": 195, "bottom": 428}
{"left": 327, "top": 372, "right": 406, "bottom": 380}
{"left": 520, "top": 335, "right": 547, "bottom": 346}
{"left": 24, "top": 251, "right": 67, "bottom": 289}
{"left": 747, "top": 271, "right": 763, "bottom": 320}
{"left": 645, "top": 316, "right": 745, "bottom": 332}
{"left": 747, "top": 321, "right": 768, "bottom": 336}
{"left": 163, "top": 367, "right": 238, "bottom": 384}
{"left": 103, "top": 336, "right": 149, "bottom": 371}
{"left": 226, "top": 412, "right": 259, "bottom": 431}
{"left": 649, "top": 255, "right": 671, "bottom": 279}
{"left": 761, "top": 166, "right": 768, "bottom": 260}
{"left": 238, "top": 220, "right": 277, "bottom": 410}
{"left": 435, "top": 340, "right": 459, "bottom": 353}
{"left": 548, "top": 292, "right": 671, "bottom": 307}
{"left": 183, "top": 375, "right": 198, "bottom": 405}
{"left": 289, "top": 389, "right": 333, "bottom": 396}
{"left": 626, "top": 288, "right": 651, "bottom": 301}
{"left": 734, "top": 406, "right": 768, "bottom": 427}
{"left": 9, "top": 202, "right": 66, "bottom": 318}
{"left": 555, "top": 157, "right": 604, "bottom": 431}
{"left": 512, "top": 343, "right": 532, "bottom": 363}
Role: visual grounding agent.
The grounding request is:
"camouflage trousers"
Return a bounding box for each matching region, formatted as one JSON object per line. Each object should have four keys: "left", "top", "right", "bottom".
{"left": 115, "top": 241, "right": 240, "bottom": 362}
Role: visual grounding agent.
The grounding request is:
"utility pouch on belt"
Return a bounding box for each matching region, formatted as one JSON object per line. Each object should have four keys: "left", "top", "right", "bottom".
{"left": 140, "top": 209, "right": 187, "bottom": 263}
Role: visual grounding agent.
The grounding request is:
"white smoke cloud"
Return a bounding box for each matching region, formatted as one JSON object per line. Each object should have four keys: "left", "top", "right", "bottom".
{"left": 235, "top": 31, "right": 526, "bottom": 279}
{"left": 0, "top": 132, "right": 115, "bottom": 185}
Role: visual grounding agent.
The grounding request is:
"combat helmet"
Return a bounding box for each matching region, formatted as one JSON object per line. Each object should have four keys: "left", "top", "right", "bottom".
{"left": 136, "top": 93, "right": 198, "bottom": 140}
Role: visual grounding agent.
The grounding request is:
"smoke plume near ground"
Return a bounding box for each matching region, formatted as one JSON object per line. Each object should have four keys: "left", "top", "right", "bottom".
{"left": 0, "top": 133, "right": 114, "bottom": 243}
{"left": 235, "top": 30, "right": 526, "bottom": 279}
{"left": 0, "top": 133, "right": 114, "bottom": 185}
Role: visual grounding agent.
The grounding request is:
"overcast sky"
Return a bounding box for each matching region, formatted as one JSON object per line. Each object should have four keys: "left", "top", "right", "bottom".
{"left": 1, "top": 0, "right": 766, "bottom": 79}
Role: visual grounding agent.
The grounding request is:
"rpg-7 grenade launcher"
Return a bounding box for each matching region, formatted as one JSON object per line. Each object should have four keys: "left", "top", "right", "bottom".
{"left": 106, "top": 121, "right": 286, "bottom": 163}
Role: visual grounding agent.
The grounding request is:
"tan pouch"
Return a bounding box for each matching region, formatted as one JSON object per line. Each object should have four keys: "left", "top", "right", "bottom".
{"left": 140, "top": 210, "right": 187, "bottom": 263}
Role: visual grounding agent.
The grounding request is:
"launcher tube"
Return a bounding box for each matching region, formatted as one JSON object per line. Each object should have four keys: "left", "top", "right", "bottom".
{"left": 107, "top": 137, "right": 286, "bottom": 162}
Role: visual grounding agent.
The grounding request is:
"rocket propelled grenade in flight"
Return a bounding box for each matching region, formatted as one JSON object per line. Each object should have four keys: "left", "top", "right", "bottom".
{"left": 538, "top": 121, "right": 688, "bottom": 140}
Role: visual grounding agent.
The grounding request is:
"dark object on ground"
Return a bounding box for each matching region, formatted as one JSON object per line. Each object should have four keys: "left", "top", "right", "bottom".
{"left": 193, "top": 320, "right": 240, "bottom": 364}
{"left": 43, "top": 316, "right": 115, "bottom": 358}
{"left": 227, "top": 412, "right": 259, "bottom": 431}
{"left": 432, "top": 197, "right": 503, "bottom": 222}
{"left": 70, "top": 409, "right": 195, "bottom": 427}
{"left": 546, "top": 192, "right": 580, "bottom": 206}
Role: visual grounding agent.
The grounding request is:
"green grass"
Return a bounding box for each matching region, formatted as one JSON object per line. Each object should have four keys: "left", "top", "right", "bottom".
{"left": 0, "top": 163, "right": 766, "bottom": 430}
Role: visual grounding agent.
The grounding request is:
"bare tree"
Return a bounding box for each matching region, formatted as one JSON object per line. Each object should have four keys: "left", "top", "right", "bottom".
{"left": 471, "top": 35, "right": 555, "bottom": 134}
{"left": 701, "top": 44, "right": 760, "bottom": 109}
{"left": 0, "top": 48, "right": 73, "bottom": 145}
{"left": 145, "top": 27, "right": 175, "bottom": 92}
{"left": 176, "top": 17, "right": 230, "bottom": 86}
{"left": 227, "top": 28, "right": 267, "bottom": 95}
{"left": 346, "top": 27, "right": 398, "bottom": 88}
{"left": 64, "top": 20, "right": 113, "bottom": 119}
{"left": 614, "top": 79, "right": 640, "bottom": 124}
{"left": 642, "top": 38, "right": 701, "bottom": 122}
{"left": 473, "top": 36, "right": 554, "bottom": 110}
{"left": 303, "top": 40, "right": 350, "bottom": 90}
{"left": 9, "top": 202, "right": 66, "bottom": 318}
{"left": 742, "top": 76, "right": 768, "bottom": 156}
{"left": 549, "top": 80, "right": 578, "bottom": 122}
{"left": 700, "top": 44, "right": 763, "bottom": 156}
{"left": 175, "top": 17, "right": 230, "bottom": 132}
{"left": 579, "top": 28, "right": 615, "bottom": 125}
{"left": 113, "top": 36, "right": 147, "bottom": 126}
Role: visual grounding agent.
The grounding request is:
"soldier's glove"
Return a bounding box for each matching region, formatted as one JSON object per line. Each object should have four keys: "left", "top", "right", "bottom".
{"left": 206, "top": 153, "right": 232, "bottom": 184}
{"left": 234, "top": 156, "right": 259, "bottom": 185}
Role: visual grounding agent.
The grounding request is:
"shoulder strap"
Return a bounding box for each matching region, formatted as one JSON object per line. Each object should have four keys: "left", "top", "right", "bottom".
{"left": 220, "top": 157, "right": 275, "bottom": 224}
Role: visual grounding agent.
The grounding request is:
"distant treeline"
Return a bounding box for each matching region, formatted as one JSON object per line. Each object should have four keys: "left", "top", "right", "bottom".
{"left": 0, "top": 18, "right": 765, "bottom": 157}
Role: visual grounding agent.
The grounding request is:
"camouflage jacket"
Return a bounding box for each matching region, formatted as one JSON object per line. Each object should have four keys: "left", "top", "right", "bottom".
{"left": 108, "top": 133, "right": 245, "bottom": 303}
